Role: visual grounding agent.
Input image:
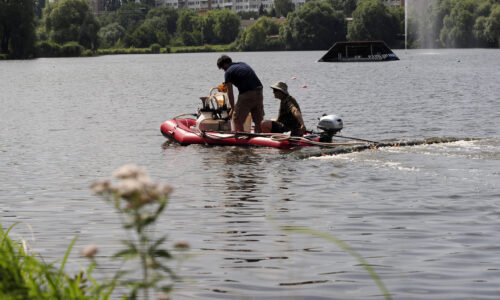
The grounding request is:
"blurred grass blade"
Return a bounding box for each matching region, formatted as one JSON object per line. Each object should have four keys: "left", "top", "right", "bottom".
{"left": 282, "top": 226, "right": 392, "bottom": 300}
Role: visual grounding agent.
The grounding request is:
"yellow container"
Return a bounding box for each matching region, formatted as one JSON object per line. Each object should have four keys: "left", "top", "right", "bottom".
{"left": 217, "top": 96, "right": 224, "bottom": 107}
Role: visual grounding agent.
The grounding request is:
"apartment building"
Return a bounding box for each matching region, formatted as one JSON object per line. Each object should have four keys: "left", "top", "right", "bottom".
{"left": 157, "top": 0, "right": 305, "bottom": 12}
{"left": 89, "top": 0, "right": 401, "bottom": 15}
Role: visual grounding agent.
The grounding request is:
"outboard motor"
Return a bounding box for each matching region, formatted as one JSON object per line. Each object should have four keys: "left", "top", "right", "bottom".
{"left": 317, "top": 114, "right": 343, "bottom": 142}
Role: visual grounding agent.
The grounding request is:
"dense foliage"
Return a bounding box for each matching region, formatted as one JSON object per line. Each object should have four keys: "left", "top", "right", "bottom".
{"left": 347, "top": 0, "right": 402, "bottom": 47}
{"left": 235, "top": 16, "right": 283, "bottom": 51}
{"left": 281, "top": 1, "right": 347, "bottom": 50}
{"left": 97, "top": 6, "right": 240, "bottom": 48}
{"left": 42, "top": 0, "right": 100, "bottom": 49}
{"left": 0, "top": 225, "right": 113, "bottom": 299}
{"left": 409, "top": 0, "right": 500, "bottom": 48}
{"left": 2, "top": 0, "right": 500, "bottom": 58}
{"left": 204, "top": 9, "right": 241, "bottom": 44}
{"left": 0, "top": 0, "right": 37, "bottom": 58}
{"left": 274, "top": 0, "right": 294, "bottom": 18}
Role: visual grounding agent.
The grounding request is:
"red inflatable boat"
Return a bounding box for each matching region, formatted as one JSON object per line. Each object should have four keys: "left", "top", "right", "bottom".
{"left": 160, "top": 117, "right": 326, "bottom": 149}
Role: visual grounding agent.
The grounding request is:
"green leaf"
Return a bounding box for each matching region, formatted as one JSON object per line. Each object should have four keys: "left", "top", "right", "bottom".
{"left": 113, "top": 248, "right": 139, "bottom": 259}
{"left": 152, "top": 249, "right": 171, "bottom": 259}
{"left": 140, "top": 215, "right": 157, "bottom": 228}
{"left": 148, "top": 235, "right": 168, "bottom": 252}
{"left": 161, "top": 284, "right": 173, "bottom": 293}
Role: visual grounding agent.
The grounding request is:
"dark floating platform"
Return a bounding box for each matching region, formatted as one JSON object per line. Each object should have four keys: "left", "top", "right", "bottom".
{"left": 318, "top": 40, "right": 399, "bottom": 62}
{"left": 296, "top": 137, "right": 476, "bottom": 159}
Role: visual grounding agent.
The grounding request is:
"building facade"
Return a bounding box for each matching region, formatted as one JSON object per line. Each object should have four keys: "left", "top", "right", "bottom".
{"left": 89, "top": 0, "right": 401, "bottom": 15}
{"left": 157, "top": 0, "right": 305, "bottom": 13}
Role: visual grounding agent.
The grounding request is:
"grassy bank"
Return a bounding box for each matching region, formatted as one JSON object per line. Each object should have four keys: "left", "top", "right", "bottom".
{"left": 96, "top": 44, "right": 233, "bottom": 56}
{"left": 0, "top": 43, "right": 235, "bottom": 59}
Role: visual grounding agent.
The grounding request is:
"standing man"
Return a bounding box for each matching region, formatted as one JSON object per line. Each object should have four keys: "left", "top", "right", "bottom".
{"left": 217, "top": 55, "right": 264, "bottom": 133}
{"left": 261, "top": 81, "right": 306, "bottom": 136}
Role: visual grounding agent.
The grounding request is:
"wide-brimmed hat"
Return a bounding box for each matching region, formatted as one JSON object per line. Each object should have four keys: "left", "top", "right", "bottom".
{"left": 270, "top": 81, "right": 288, "bottom": 95}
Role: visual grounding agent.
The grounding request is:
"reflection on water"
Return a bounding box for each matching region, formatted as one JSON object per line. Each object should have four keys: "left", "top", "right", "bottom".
{"left": 1, "top": 50, "right": 500, "bottom": 299}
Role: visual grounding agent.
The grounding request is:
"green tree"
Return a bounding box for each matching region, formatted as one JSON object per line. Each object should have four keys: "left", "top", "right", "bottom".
{"left": 210, "top": 9, "right": 240, "bottom": 44}
{"left": 347, "top": 0, "right": 400, "bottom": 47}
{"left": 98, "top": 22, "right": 125, "bottom": 48}
{"left": 274, "top": 0, "right": 294, "bottom": 17}
{"left": 259, "top": 3, "right": 266, "bottom": 16}
{"left": 43, "top": 0, "right": 100, "bottom": 49}
{"left": 439, "top": 0, "right": 477, "bottom": 47}
{"left": 281, "top": 0, "right": 347, "bottom": 50}
{"left": 202, "top": 11, "right": 217, "bottom": 44}
{"left": 343, "top": 0, "right": 358, "bottom": 16}
{"left": 326, "top": 0, "right": 358, "bottom": 16}
{"left": 147, "top": 6, "right": 178, "bottom": 34}
{"left": 237, "top": 16, "right": 283, "bottom": 51}
{"left": 115, "top": 2, "right": 149, "bottom": 33}
{"left": 35, "top": 0, "right": 46, "bottom": 18}
{"left": 268, "top": 6, "right": 277, "bottom": 17}
{"left": 129, "top": 16, "right": 171, "bottom": 47}
{"left": 326, "top": 0, "right": 343, "bottom": 11}
{"left": 103, "top": 0, "right": 121, "bottom": 11}
{"left": 140, "top": 0, "right": 155, "bottom": 7}
{"left": 237, "top": 11, "right": 259, "bottom": 20}
{"left": 0, "top": 0, "right": 37, "bottom": 58}
{"left": 484, "top": 4, "right": 500, "bottom": 47}
{"left": 176, "top": 9, "right": 203, "bottom": 46}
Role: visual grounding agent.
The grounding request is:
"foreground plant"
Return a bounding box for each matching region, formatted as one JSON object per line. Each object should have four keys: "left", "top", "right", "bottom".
{"left": 0, "top": 224, "right": 111, "bottom": 299}
{"left": 91, "top": 164, "right": 181, "bottom": 300}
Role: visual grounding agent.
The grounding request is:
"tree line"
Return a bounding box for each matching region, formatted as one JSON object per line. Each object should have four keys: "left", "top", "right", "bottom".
{"left": 1, "top": 0, "right": 499, "bottom": 59}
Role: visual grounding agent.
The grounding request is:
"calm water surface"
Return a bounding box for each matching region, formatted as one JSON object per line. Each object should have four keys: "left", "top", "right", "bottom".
{"left": 1, "top": 49, "right": 500, "bottom": 299}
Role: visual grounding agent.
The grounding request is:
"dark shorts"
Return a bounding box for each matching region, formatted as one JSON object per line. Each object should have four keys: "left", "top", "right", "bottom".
{"left": 271, "top": 121, "right": 287, "bottom": 133}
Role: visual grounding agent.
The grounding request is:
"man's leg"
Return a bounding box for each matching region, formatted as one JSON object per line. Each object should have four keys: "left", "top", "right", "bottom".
{"left": 250, "top": 90, "right": 264, "bottom": 133}
{"left": 233, "top": 93, "right": 251, "bottom": 132}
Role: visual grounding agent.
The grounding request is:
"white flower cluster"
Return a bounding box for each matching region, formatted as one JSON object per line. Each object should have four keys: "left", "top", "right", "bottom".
{"left": 91, "top": 164, "right": 173, "bottom": 209}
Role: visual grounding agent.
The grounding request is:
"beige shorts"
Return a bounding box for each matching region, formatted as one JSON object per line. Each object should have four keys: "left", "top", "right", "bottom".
{"left": 233, "top": 89, "right": 264, "bottom": 127}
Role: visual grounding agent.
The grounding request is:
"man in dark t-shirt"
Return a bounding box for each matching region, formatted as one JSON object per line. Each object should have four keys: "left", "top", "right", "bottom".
{"left": 217, "top": 55, "right": 264, "bottom": 132}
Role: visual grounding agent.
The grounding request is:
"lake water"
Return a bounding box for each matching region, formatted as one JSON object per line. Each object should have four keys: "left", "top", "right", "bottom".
{"left": 1, "top": 49, "right": 500, "bottom": 299}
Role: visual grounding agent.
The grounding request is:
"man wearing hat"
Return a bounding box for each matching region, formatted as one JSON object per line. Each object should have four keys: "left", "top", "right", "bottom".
{"left": 217, "top": 55, "right": 264, "bottom": 132}
{"left": 261, "top": 81, "right": 306, "bottom": 136}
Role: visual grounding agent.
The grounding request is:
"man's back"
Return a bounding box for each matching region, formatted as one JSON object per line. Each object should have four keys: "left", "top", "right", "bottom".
{"left": 224, "top": 62, "right": 262, "bottom": 94}
{"left": 277, "top": 95, "right": 302, "bottom": 134}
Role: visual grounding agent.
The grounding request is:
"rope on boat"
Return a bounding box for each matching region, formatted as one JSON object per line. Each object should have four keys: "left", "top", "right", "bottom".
{"left": 295, "top": 137, "right": 477, "bottom": 159}
{"left": 173, "top": 113, "right": 197, "bottom": 120}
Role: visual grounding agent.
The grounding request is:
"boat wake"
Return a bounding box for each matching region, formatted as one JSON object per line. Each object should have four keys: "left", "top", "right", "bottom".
{"left": 297, "top": 137, "right": 482, "bottom": 159}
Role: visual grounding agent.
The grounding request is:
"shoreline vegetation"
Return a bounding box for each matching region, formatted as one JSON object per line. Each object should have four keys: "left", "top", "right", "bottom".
{"left": 18, "top": 42, "right": 235, "bottom": 59}
{"left": 2, "top": 0, "right": 499, "bottom": 60}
